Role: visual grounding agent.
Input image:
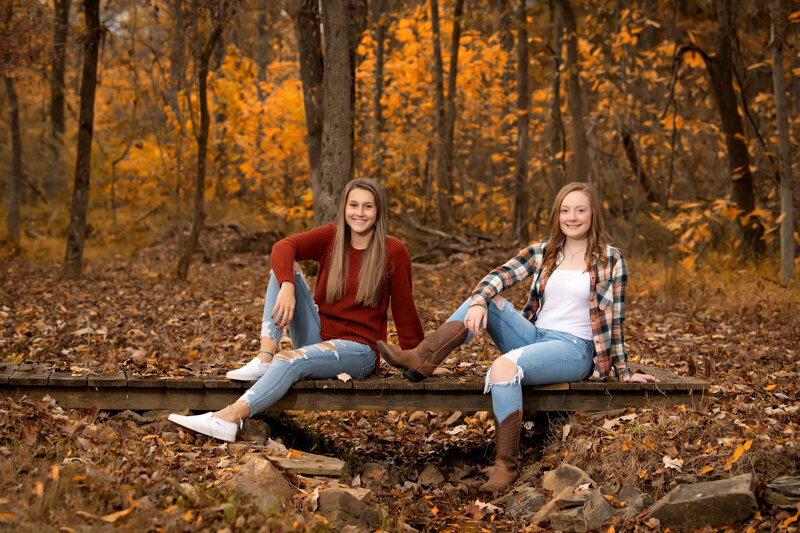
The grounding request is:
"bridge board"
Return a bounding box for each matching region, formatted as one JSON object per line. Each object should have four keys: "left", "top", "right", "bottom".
{"left": 0, "top": 363, "right": 707, "bottom": 413}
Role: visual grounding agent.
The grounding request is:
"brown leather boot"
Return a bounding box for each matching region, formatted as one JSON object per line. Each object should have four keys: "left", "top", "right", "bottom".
{"left": 377, "top": 321, "right": 467, "bottom": 382}
{"left": 479, "top": 410, "right": 522, "bottom": 494}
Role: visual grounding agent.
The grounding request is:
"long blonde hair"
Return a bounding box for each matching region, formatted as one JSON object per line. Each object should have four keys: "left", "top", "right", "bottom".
{"left": 326, "top": 178, "right": 388, "bottom": 307}
{"left": 542, "top": 182, "right": 613, "bottom": 273}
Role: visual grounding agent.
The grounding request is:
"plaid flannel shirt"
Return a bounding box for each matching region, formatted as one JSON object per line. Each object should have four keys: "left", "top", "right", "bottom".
{"left": 469, "top": 238, "right": 630, "bottom": 380}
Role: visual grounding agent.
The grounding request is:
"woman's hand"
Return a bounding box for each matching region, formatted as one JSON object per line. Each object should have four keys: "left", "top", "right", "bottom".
{"left": 464, "top": 305, "right": 487, "bottom": 336}
{"left": 624, "top": 372, "right": 660, "bottom": 383}
{"left": 271, "top": 282, "right": 296, "bottom": 329}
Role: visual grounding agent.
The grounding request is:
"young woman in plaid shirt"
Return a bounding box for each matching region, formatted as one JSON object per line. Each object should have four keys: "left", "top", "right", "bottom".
{"left": 379, "top": 182, "right": 657, "bottom": 493}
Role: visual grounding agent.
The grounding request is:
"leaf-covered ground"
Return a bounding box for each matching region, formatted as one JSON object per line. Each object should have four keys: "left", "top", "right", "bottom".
{"left": 1, "top": 229, "right": 799, "bottom": 531}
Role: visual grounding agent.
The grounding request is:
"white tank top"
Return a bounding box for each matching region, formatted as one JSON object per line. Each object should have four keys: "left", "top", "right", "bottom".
{"left": 535, "top": 269, "right": 593, "bottom": 341}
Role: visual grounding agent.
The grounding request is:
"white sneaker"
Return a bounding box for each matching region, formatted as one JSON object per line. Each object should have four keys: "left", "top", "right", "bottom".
{"left": 225, "top": 356, "right": 271, "bottom": 381}
{"left": 168, "top": 412, "right": 238, "bottom": 442}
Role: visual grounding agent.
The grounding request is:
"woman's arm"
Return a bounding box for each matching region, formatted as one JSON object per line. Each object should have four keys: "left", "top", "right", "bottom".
{"left": 469, "top": 243, "right": 543, "bottom": 307}
{"left": 270, "top": 224, "right": 336, "bottom": 284}
{"left": 269, "top": 224, "right": 336, "bottom": 328}
{"left": 387, "top": 240, "right": 424, "bottom": 349}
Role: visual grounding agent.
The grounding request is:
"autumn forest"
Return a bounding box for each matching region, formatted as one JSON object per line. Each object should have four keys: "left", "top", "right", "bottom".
{"left": 1, "top": 0, "right": 799, "bottom": 531}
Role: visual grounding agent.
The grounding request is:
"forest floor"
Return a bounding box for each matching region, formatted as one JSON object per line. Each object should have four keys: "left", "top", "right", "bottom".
{"left": 1, "top": 225, "right": 799, "bottom": 532}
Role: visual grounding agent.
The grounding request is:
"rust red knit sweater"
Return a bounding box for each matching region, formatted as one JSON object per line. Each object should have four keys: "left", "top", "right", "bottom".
{"left": 270, "top": 224, "right": 424, "bottom": 366}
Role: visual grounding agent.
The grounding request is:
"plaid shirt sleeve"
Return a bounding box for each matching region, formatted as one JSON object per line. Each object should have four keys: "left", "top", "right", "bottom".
{"left": 469, "top": 244, "right": 542, "bottom": 306}
{"left": 610, "top": 252, "right": 629, "bottom": 378}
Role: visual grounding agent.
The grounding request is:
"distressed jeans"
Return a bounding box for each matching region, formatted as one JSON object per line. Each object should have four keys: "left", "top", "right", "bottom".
{"left": 239, "top": 271, "right": 376, "bottom": 414}
{"left": 446, "top": 296, "right": 595, "bottom": 422}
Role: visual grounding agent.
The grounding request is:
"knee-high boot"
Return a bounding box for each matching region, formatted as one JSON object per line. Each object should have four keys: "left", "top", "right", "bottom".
{"left": 376, "top": 322, "right": 467, "bottom": 382}
{"left": 479, "top": 410, "right": 522, "bottom": 494}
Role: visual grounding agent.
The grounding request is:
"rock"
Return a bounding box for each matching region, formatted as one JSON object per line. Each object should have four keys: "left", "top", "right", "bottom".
{"left": 505, "top": 487, "right": 546, "bottom": 520}
{"left": 766, "top": 476, "right": 800, "bottom": 508}
{"left": 408, "top": 411, "right": 428, "bottom": 424}
{"left": 141, "top": 409, "right": 175, "bottom": 421}
{"left": 448, "top": 465, "right": 472, "bottom": 483}
{"left": 444, "top": 411, "right": 463, "bottom": 426}
{"left": 530, "top": 487, "right": 574, "bottom": 525}
{"left": 549, "top": 506, "right": 588, "bottom": 532}
{"left": 542, "top": 464, "right": 596, "bottom": 495}
{"left": 113, "top": 410, "right": 146, "bottom": 423}
{"left": 553, "top": 488, "right": 593, "bottom": 510}
{"left": 419, "top": 465, "right": 445, "bottom": 487}
{"left": 583, "top": 485, "right": 652, "bottom": 531}
{"left": 233, "top": 454, "right": 293, "bottom": 512}
{"left": 317, "top": 490, "right": 383, "bottom": 531}
{"left": 161, "top": 431, "right": 181, "bottom": 443}
{"left": 267, "top": 450, "right": 345, "bottom": 476}
{"left": 179, "top": 482, "right": 199, "bottom": 504}
{"left": 239, "top": 418, "right": 268, "bottom": 440}
{"left": 360, "top": 462, "right": 388, "bottom": 490}
{"left": 646, "top": 473, "right": 757, "bottom": 530}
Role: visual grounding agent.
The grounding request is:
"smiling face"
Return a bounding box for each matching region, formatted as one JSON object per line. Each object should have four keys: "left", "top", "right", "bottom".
{"left": 559, "top": 190, "right": 592, "bottom": 242}
{"left": 344, "top": 187, "right": 378, "bottom": 240}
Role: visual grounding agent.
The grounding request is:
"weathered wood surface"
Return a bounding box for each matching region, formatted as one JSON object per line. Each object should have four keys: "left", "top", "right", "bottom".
{"left": 0, "top": 363, "right": 708, "bottom": 413}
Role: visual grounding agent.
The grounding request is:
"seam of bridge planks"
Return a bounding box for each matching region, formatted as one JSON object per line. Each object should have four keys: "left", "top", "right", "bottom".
{"left": 0, "top": 362, "right": 709, "bottom": 412}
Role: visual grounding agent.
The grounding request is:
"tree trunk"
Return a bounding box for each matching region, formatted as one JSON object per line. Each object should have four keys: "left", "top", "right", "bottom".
{"left": 46, "top": 0, "right": 70, "bottom": 200}
{"left": 548, "top": 0, "right": 566, "bottom": 192}
{"left": 176, "top": 22, "right": 224, "bottom": 281}
{"left": 169, "top": 0, "right": 186, "bottom": 218}
{"left": 288, "top": 0, "right": 324, "bottom": 226}
{"left": 705, "top": 0, "right": 762, "bottom": 256}
{"left": 443, "top": 0, "right": 464, "bottom": 207}
{"left": 620, "top": 126, "right": 662, "bottom": 205}
{"left": 62, "top": 0, "right": 101, "bottom": 279}
{"left": 513, "top": 0, "right": 530, "bottom": 243}
{"left": 430, "top": 0, "right": 453, "bottom": 230}
{"left": 771, "top": 0, "right": 794, "bottom": 284}
{"left": 371, "top": 0, "right": 386, "bottom": 181}
{"left": 317, "top": 0, "right": 355, "bottom": 225}
{"left": 4, "top": 76, "right": 22, "bottom": 249}
{"left": 555, "top": 0, "right": 588, "bottom": 182}
{"left": 256, "top": 0, "right": 269, "bottom": 99}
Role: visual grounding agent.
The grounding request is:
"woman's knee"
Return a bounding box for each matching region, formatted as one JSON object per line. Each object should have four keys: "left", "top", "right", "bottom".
{"left": 489, "top": 294, "right": 507, "bottom": 310}
{"left": 489, "top": 356, "right": 519, "bottom": 382}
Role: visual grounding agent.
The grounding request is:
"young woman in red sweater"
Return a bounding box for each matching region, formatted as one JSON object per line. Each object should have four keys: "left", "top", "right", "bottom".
{"left": 169, "top": 178, "right": 424, "bottom": 442}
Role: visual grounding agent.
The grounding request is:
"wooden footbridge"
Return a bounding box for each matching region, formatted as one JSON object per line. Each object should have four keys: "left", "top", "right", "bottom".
{"left": 0, "top": 362, "right": 708, "bottom": 413}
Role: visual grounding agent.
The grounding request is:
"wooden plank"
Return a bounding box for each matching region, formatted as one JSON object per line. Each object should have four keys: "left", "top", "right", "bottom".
{"left": 387, "top": 378, "right": 424, "bottom": 390}
{"left": 459, "top": 379, "right": 484, "bottom": 391}
{"left": 533, "top": 383, "right": 570, "bottom": 391}
{"left": 126, "top": 376, "right": 166, "bottom": 388}
{"left": 87, "top": 371, "right": 127, "bottom": 387}
{"left": 204, "top": 379, "right": 243, "bottom": 389}
{"left": 291, "top": 380, "right": 316, "bottom": 390}
{"left": 425, "top": 379, "right": 461, "bottom": 391}
{"left": 165, "top": 377, "right": 205, "bottom": 389}
{"left": 9, "top": 364, "right": 51, "bottom": 386}
{"left": 266, "top": 452, "right": 344, "bottom": 476}
{"left": 570, "top": 381, "right": 678, "bottom": 392}
{"left": 315, "top": 379, "right": 353, "bottom": 390}
{"left": 0, "top": 363, "right": 17, "bottom": 385}
{"left": 1, "top": 383, "right": 706, "bottom": 413}
{"left": 49, "top": 370, "right": 88, "bottom": 387}
{"left": 353, "top": 378, "right": 390, "bottom": 390}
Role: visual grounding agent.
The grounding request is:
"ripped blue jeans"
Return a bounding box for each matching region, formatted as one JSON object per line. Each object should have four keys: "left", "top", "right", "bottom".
{"left": 446, "top": 296, "right": 595, "bottom": 423}
{"left": 239, "top": 270, "right": 376, "bottom": 414}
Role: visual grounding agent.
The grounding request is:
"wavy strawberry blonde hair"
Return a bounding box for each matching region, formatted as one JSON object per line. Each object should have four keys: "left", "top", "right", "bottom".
{"left": 326, "top": 178, "right": 388, "bottom": 307}
{"left": 542, "top": 182, "right": 613, "bottom": 274}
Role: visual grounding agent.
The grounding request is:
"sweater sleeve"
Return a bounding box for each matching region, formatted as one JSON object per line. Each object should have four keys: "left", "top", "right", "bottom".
{"left": 387, "top": 238, "right": 424, "bottom": 349}
{"left": 270, "top": 224, "right": 336, "bottom": 285}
